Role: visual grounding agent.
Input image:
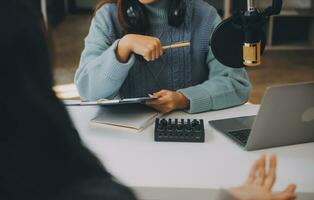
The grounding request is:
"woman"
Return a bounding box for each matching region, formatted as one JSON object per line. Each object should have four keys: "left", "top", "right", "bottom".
{"left": 0, "top": 1, "right": 296, "bottom": 200}
{"left": 75, "top": 0, "right": 252, "bottom": 113}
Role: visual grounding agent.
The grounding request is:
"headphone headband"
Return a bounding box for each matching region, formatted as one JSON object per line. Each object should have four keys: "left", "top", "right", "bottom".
{"left": 125, "top": 0, "right": 186, "bottom": 33}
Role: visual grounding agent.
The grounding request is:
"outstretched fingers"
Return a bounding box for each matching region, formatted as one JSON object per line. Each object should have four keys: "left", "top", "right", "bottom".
{"left": 256, "top": 154, "right": 266, "bottom": 186}
{"left": 264, "top": 154, "right": 277, "bottom": 191}
{"left": 245, "top": 156, "right": 262, "bottom": 185}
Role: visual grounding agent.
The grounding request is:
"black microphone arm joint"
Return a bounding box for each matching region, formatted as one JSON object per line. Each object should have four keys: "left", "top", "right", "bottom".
{"left": 261, "top": 0, "right": 283, "bottom": 18}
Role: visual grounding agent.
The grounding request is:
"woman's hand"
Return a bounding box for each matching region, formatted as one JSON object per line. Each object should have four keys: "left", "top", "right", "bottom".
{"left": 117, "top": 34, "right": 164, "bottom": 63}
{"left": 228, "top": 155, "right": 296, "bottom": 200}
{"left": 146, "top": 90, "right": 190, "bottom": 113}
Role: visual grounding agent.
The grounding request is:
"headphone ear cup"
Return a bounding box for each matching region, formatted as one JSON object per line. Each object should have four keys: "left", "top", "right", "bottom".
{"left": 168, "top": 0, "right": 186, "bottom": 27}
{"left": 125, "top": 1, "right": 149, "bottom": 33}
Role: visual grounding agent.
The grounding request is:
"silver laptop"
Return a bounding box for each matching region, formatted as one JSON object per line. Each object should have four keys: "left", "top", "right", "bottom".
{"left": 209, "top": 82, "right": 314, "bottom": 151}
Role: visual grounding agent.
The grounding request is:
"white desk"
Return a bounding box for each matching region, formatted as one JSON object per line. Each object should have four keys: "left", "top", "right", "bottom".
{"left": 67, "top": 105, "right": 314, "bottom": 200}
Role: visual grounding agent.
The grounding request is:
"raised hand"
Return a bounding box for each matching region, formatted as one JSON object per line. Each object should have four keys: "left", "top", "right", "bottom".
{"left": 228, "top": 155, "right": 296, "bottom": 200}
{"left": 117, "top": 34, "right": 164, "bottom": 62}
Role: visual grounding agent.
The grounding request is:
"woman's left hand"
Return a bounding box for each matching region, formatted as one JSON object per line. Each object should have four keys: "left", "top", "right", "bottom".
{"left": 146, "top": 90, "right": 190, "bottom": 113}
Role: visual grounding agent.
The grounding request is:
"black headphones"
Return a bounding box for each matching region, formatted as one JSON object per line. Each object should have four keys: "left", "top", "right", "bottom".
{"left": 124, "top": 0, "right": 186, "bottom": 33}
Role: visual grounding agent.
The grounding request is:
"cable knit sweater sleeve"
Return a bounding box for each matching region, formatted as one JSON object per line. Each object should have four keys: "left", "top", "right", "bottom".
{"left": 178, "top": 14, "right": 252, "bottom": 114}
{"left": 74, "top": 4, "right": 135, "bottom": 101}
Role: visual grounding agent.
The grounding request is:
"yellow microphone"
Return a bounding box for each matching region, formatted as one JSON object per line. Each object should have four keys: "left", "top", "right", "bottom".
{"left": 243, "top": 0, "right": 261, "bottom": 67}
{"left": 210, "top": 0, "right": 283, "bottom": 68}
{"left": 243, "top": 41, "right": 261, "bottom": 67}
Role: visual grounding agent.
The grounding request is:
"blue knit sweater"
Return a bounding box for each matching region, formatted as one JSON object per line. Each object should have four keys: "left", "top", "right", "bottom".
{"left": 75, "top": 0, "right": 251, "bottom": 113}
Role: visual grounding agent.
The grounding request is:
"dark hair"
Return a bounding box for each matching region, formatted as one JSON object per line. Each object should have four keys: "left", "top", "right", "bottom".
{"left": 95, "top": 0, "right": 186, "bottom": 34}
{"left": 0, "top": 0, "right": 115, "bottom": 199}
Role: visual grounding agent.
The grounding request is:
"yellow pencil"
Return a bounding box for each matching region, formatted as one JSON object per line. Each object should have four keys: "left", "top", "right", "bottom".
{"left": 162, "top": 42, "right": 191, "bottom": 50}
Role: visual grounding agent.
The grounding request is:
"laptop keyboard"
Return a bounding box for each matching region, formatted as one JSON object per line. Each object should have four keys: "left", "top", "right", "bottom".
{"left": 227, "top": 129, "right": 251, "bottom": 146}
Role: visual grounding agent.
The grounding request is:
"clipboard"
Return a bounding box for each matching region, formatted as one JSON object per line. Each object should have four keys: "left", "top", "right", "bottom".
{"left": 64, "top": 97, "right": 157, "bottom": 106}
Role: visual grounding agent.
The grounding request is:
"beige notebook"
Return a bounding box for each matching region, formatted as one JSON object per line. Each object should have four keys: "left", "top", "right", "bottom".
{"left": 91, "top": 104, "right": 163, "bottom": 131}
